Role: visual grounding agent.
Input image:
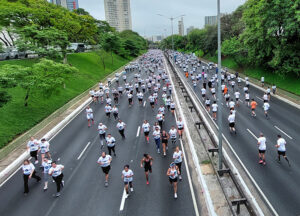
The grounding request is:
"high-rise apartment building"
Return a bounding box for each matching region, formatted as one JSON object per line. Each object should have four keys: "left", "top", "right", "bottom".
{"left": 178, "top": 17, "right": 184, "bottom": 36}
{"left": 104, "top": 0, "right": 132, "bottom": 32}
{"left": 49, "top": 0, "right": 79, "bottom": 11}
{"left": 205, "top": 14, "right": 224, "bottom": 26}
{"left": 186, "top": 26, "right": 194, "bottom": 35}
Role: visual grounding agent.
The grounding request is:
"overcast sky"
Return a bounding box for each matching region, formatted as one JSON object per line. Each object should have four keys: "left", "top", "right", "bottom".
{"left": 79, "top": 0, "right": 246, "bottom": 37}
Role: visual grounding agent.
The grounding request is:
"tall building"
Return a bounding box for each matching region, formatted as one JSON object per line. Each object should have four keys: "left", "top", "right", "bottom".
{"left": 178, "top": 17, "right": 184, "bottom": 36}
{"left": 186, "top": 26, "right": 194, "bottom": 35}
{"left": 49, "top": 0, "right": 79, "bottom": 11}
{"left": 104, "top": 0, "right": 132, "bottom": 32}
{"left": 205, "top": 14, "right": 224, "bottom": 26}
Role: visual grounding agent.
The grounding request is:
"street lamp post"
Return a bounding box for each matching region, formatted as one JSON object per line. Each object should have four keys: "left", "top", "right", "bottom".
{"left": 217, "top": 0, "right": 223, "bottom": 170}
{"left": 157, "top": 14, "right": 185, "bottom": 51}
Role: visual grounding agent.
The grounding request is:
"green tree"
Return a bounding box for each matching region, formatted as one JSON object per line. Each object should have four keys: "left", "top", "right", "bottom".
{"left": 0, "top": 59, "right": 78, "bottom": 106}
{"left": 101, "top": 32, "right": 122, "bottom": 65}
{"left": 241, "top": 0, "right": 300, "bottom": 76}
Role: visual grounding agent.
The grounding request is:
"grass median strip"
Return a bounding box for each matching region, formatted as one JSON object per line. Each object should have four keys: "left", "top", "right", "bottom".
{"left": 0, "top": 52, "right": 134, "bottom": 149}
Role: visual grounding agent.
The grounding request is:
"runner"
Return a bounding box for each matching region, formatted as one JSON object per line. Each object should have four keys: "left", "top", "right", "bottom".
{"left": 141, "top": 120, "right": 151, "bottom": 143}
{"left": 48, "top": 161, "right": 64, "bottom": 197}
{"left": 86, "top": 106, "right": 94, "bottom": 127}
{"left": 257, "top": 133, "right": 266, "bottom": 165}
{"left": 161, "top": 130, "right": 169, "bottom": 156}
{"left": 234, "top": 90, "right": 240, "bottom": 107}
{"left": 127, "top": 91, "right": 133, "bottom": 107}
{"left": 245, "top": 91, "right": 250, "bottom": 107}
{"left": 137, "top": 91, "right": 144, "bottom": 105}
{"left": 261, "top": 76, "right": 264, "bottom": 87}
{"left": 275, "top": 135, "right": 290, "bottom": 166}
{"left": 148, "top": 94, "right": 155, "bottom": 109}
{"left": 166, "top": 162, "right": 180, "bottom": 199}
{"left": 169, "top": 126, "right": 177, "bottom": 145}
{"left": 122, "top": 165, "right": 134, "bottom": 198}
{"left": 205, "top": 98, "right": 211, "bottom": 112}
{"left": 272, "top": 84, "right": 276, "bottom": 95}
{"left": 112, "top": 105, "right": 119, "bottom": 120}
{"left": 27, "top": 137, "right": 39, "bottom": 164}
{"left": 106, "top": 134, "right": 116, "bottom": 156}
{"left": 153, "top": 127, "right": 161, "bottom": 154}
{"left": 105, "top": 104, "right": 112, "bottom": 119}
{"left": 39, "top": 138, "right": 51, "bottom": 162}
{"left": 156, "top": 111, "right": 164, "bottom": 129}
{"left": 263, "top": 101, "right": 270, "bottom": 118}
{"left": 177, "top": 117, "right": 184, "bottom": 139}
{"left": 228, "top": 111, "right": 236, "bottom": 134}
{"left": 116, "top": 119, "right": 126, "bottom": 139}
{"left": 250, "top": 99, "right": 257, "bottom": 117}
{"left": 97, "top": 123, "right": 107, "bottom": 148}
{"left": 170, "top": 100, "right": 176, "bottom": 115}
{"left": 22, "top": 159, "right": 41, "bottom": 195}
{"left": 212, "top": 101, "right": 218, "bottom": 120}
{"left": 140, "top": 154, "right": 153, "bottom": 185}
{"left": 42, "top": 157, "right": 52, "bottom": 191}
{"left": 173, "top": 146, "right": 183, "bottom": 180}
{"left": 97, "top": 152, "right": 112, "bottom": 187}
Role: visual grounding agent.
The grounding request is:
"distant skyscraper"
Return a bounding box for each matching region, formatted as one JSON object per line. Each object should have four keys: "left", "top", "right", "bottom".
{"left": 104, "top": 0, "right": 132, "bottom": 32}
{"left": 49, "top": 0, "right": 79, "bottom": 11}
{"left": 178, "top": 17, "right": 184, "bottom": 36}
{"left": 186, "top": 26, "right": 194, "bottom": 35}
{"left": 205, "top": 14, "right": 224, "bottom": 26}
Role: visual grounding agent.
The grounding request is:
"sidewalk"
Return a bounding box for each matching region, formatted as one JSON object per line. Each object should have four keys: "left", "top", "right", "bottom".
{"left": 199, "top": 57, "right": 300, "bottom": 106}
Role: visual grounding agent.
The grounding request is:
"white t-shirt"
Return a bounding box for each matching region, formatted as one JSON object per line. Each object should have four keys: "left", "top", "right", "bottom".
{"left": 228, "top": 114, "right": 235, "bottom": 123}
{"left": 212, "top": 104, "right": 218, "bottom": 112}
{"left": 122, "top": 169, "right": 134, "bottom": 182}
{"left": 234, "top": 92, "right": 240, "bottom": 99}
{"left": 258, "top": 137, "right": 266, "bottom": 150}
{"left": 22, "top": 163, "right": 35, "bottom": 175}
{"left": 49, "top": 165, "right": 64, "bottom": 177}
{"left": 27, "top": 140, "right": 39, "bottom": 152}
{"left": 97, "top": 155, "right": 112, "bottom": 167}
{"left": 156, "top": 113, "right": 163, "bottom": 121}
{"left": 106, "top": 137, "right": 116, "bottom": 147}
{"left": 177, "top": 121, "right": 184, "bottom": 129}
{"left": 153, "top": 130, "right": 161, "bottom": 139}
{"left": 169, "top": 129, "right": 177, "bottom": 138}
{"left": 98, "top": 125, "right": 107, "bottom": 134}
{"left": 173, "top": 151, "right": 183, "bottom": 163}
{"left": 142, "top": 123, "right": 150, "bottom": 132}
{"left": 263, "top": 103, "right": 270, "bottom": 111}
{"left": 201, "top": 88, "right": 206, "bottom": 95}
{"left": 229, "top": 101, "right": 235, "bottom": 108}
{"left": 117, "top": 122, "right": 126, "bottom": 130}
{"left": 105, "top": 106, "right": 112, "bottom": 113}
{"left": 277, "top": 138, "right": 286, "bottom": 152}
{"left": 39, "top": 141, "right": 50, "bottom": 154}
{"left": 42, "top": 160, "right": 52, "bottom": 173}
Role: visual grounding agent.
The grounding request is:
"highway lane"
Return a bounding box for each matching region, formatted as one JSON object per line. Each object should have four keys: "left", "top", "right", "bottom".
{"left": 0, "top": 54, "right": 197, "bottom": 216}
{"left": 170, "top": 53, "right": 300, "bottom": 215}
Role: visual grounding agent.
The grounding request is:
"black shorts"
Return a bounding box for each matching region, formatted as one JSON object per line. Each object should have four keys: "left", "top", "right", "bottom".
{"left": 124, "top": 181, "right": 132, "bottom": 185}
{"left": 229, "top": 122, "right": 235, "bottom": 127}
{"left": 102, "top": 166, "right": 110, "bottom": 174}
{"left": 226, "top": 98, "right": 229, "bottom": 101}
{"left": 259, "top": 149, "right": 266, "bottom": 154}
{"left": 138, "top": 98, "right": 142, "bottom": 102}
{"left": 206, "top": 104, "right": 210, "bottom": 107}
{"left": 278, "top": 151, "right": 286, "bottom": 156}
{"left": 128, "top": 98, "right": 132, "bottom": 103}
{"left": 99, "top": 133, "right": 106, "bottom": 139}
{"left": 202, "top": 94, "right": 205, "bottom": 98}
{"left": 169, "top": 177, "right": 178, "bottom": 183}
{"left": 178, "top": 127, "right": 184, "bottom": 131}
{"left": 236, "top": 98, "right": 239, "bottom": 101}
{"left": 251, "top": 108, "right": 255, "bottom": 111}
{"left": 106, "top": 112, "right": 110, "bottom": 116}
{"left": 144, "top": 165, "right": 152, "bottom": 172}
{"left": 150, "top": 102, "right": 154, "bottom": 106}
{"left": 171, "top": 108, "right": 175, "bottom": 111}
{"left": 144, "top": 131, "right": 149, "bottom": 136}
{"left": 246, "top": 99, "right": 249, "bottom": 102}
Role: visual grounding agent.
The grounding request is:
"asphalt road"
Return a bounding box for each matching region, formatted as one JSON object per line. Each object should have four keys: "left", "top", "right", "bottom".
{"left": 0, "top": 54, "right": 197, "bottom": 216}
{"left": 171, "top": 53, "right": 300, "bottom": 216}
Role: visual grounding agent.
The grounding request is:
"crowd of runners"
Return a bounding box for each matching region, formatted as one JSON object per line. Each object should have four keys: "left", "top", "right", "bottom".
{"left": 23, "top": 50, "right": 186, "bottom": 199}
{"left": 172, "top": 51, "right": 290, "bottom": 167}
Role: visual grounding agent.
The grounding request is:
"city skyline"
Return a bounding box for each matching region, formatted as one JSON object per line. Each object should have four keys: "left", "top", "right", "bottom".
{"left": 79, "top": 0, "right": 245, "bottom": 37}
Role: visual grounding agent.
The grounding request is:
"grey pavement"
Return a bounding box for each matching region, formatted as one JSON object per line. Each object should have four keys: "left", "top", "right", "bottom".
{"left": 172, "top": 54, "right": 300, "bottom": 216}
{"left": 0, "top": 55, "right": 197, "bottom": 216}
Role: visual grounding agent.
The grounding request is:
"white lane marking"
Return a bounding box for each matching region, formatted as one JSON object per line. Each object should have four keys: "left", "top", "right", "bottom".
{"left": 119, "top": 189, "right": 127, "bottom": 211}
{"left": 239, "top": 99, "right": 243, "bottom": 103}
{"left": 143, "top": 101, "right": 146, "bottom": 107}
{"left": 247, "top": 129, "right": 258, "bottom": 140}
{"left": 170, "top": 59, "right": 275, "bottom": 216}
{"left": 136, "top": 126, "right": 141, "bottom": 137}
{"left": 165, "top": 59, "right": 207, "bottom": 216}
{"left": 256, "top": 96, "right": 263, "bottom": 101}
{"left": 274, "top": 126, "right": 293, "bottom": 140}
{"left": 77, "top": 142, "right": 91, "bottom": 160}
{"left": 221, "top": 103, "right": 224, "bottom": 106}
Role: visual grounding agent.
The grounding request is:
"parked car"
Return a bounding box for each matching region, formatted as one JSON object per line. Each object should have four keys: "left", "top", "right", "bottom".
{"left": 67, "top": 43, "right": 85, "bottom": 53}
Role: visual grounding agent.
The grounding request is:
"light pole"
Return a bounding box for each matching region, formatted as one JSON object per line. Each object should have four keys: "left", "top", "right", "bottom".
{"left": 157, "top": 14, "right": 185, "bottom": 51}
{"left": 217, "top": 0, "right": 223, "bottom": 170}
